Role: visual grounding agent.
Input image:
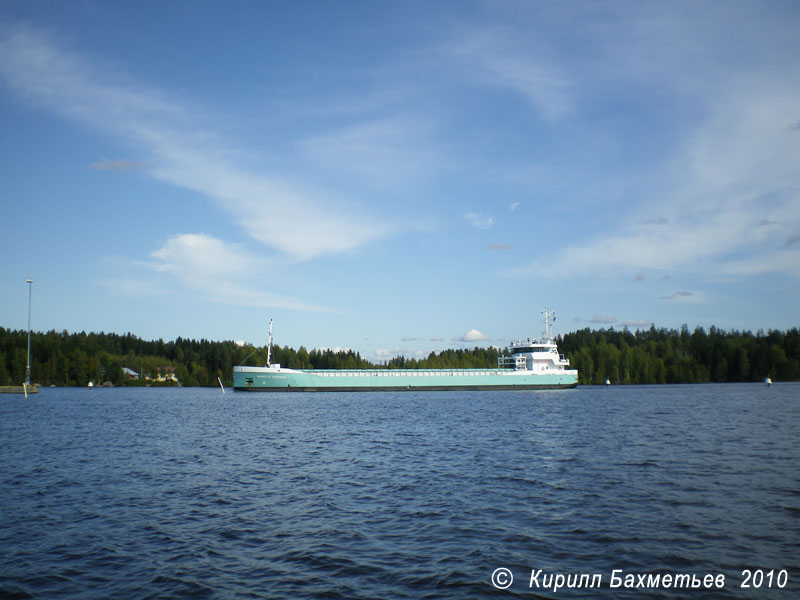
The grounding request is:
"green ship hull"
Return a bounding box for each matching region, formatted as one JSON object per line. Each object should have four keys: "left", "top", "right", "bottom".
{"left": 233, "top": 366, "right": 578, "bottom": 392}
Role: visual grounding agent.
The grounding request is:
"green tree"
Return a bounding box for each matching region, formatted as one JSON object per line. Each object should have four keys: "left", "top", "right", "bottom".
{"left": 0, "top": 352, "right": 9, "bottom": 385}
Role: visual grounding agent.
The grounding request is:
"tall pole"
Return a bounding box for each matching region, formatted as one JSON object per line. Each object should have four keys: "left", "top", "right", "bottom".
{"left": 25, "top": 277, "right": 33, "bottom": 386}
{"left": 266, "top": 319, "right": 273, "bottom": 367}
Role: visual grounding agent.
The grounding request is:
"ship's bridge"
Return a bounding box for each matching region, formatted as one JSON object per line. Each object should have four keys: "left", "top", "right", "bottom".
{"left": 509, "top": 338, "right": 556, "bottom": 354}
{"left": 499, "top": 337, "right": 572, "bottom": 371}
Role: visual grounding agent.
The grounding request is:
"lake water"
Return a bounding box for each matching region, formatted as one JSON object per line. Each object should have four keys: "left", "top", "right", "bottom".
{"left": 1, "top": 384, "right": 798, "bottom": 599}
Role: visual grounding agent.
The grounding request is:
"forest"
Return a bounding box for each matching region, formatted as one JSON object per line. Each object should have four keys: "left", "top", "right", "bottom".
{"left": 0, "top": 325, "right": 797, "bottom": 387}
{"left": 559, "top": 326, "right": 799, "bottom": 384}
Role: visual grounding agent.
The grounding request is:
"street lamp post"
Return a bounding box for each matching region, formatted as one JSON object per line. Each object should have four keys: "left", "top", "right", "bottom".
{"left": 25, "top": 277, "right": 33, "bottom": 386}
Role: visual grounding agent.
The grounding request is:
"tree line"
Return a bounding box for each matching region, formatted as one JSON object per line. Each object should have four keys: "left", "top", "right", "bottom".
{"left": 559, "top": 325, "right": 800, "bottom": 384}
{"left": 0, "top": 329, "right": 250, "bottom": 387}
{"left": 0, "top": 325, "right": 797, "bottom": 387}
{"left": 0, "top": 328, "right": 381, "bottom": 387}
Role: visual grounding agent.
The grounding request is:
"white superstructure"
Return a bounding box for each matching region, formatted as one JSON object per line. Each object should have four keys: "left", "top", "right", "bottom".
{"left": 497, "top": 308, "right": 576, "bottom": 375}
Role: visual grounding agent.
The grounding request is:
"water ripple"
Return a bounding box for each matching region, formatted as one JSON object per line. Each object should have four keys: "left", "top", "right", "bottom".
{"left": 1, "top": 384, "right": 798, "bottom": 598}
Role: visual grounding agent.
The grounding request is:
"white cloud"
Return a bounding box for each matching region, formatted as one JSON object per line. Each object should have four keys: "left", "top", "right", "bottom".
{"left": 317, "top": 346, "right": 353, "bottom": 354}
{"left": 0, "top": 25, "right": 395, "bottom": 261}
{"left": 143, "top": 233, "right": 328, "bottom": 311}
{"left": 453, "top": 328, "right": 487, "bottom": 342}
{"left": 506, "top": 84, "right": 800, "bottom": 280}
{"left": 150, "top": 233, "right": 254, "bottom": 281}
{"left": 465, "top": 212, "right": 494, "bottom": 230}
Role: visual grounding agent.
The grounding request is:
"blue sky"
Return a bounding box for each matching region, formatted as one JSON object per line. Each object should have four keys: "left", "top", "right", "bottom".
{"left": 1, "top": 1, "right": 799, "bottom": 362}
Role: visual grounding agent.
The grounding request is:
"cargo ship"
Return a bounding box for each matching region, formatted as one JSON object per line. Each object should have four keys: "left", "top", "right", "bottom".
{"left": 233, "top": 308, "right": 578, "bottom": 392}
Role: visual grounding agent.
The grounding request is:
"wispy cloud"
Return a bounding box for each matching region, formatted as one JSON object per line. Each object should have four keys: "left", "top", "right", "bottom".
{"left": 716, "top": 251, "right": 800, "bottom": 278}
{"left": 152, "top": 234, "right": 329, "bottom": 310}
{"left": 444, "top": 29, "right": 572, "bottom": 119}
{"left": 465, "top": 212, "right": 493, "bottom": 230}
{"left": 486, "top": 242, "right": 514, "bottom": 251}
{"left": 102, "top": 233, "right": 328, "bottom": 311}
{"left": 90, "top": 158, "right": 144, "bottom": 171}
{"left": 622, "top": 320, "right": 652, "bottom": 329}
{"left": 586, "top": 315, "right": 617, "bottom": 324}
{"left": 639, "top": 218, "right": 670, "bottom": 226}
{"left": 296, "top": 116, "right": 444, "bottom": 188}
{"left": 150, "top": 233, "right": 256, "bottom": 281}
{"left": 0, "top": 25, "right": 395, "bottom": 261}
{"left": 581, "top": 316, "right": 651, "bottom": 328}
{"left": 509, "top": 177, "right": 800, "bottom": 279}
{"left": 496, "top": 9, "right": 800, "bottom": 284}
{"left": 661, "top": 290, "right": 695, "bottom": 301}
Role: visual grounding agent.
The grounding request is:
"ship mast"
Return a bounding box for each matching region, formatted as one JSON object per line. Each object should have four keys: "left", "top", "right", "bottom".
{"left": 266, "top": 319, "right": 273, "bottom": 367}
{"left": 542, "top": 307, "right": 554, "bottom": 342}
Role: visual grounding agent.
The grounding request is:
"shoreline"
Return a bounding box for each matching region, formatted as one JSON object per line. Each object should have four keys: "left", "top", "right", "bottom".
{"left": 0, "top": 385, "right": 39, "bottom": 394}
